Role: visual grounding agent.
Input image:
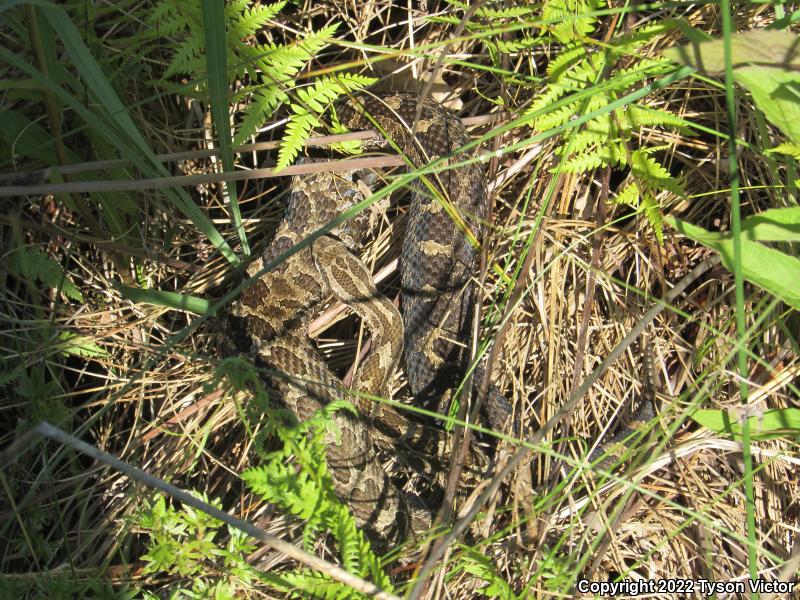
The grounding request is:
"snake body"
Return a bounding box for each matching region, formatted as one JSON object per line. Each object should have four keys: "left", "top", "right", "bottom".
{"left": 234, "top": 94, "right": 505, "bottom": 547}
{"left": 337, "top": 95, "right": 512, "bottom": 431}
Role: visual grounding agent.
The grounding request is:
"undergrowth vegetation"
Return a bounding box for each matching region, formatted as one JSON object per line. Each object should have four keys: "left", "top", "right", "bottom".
{"left": 1, "top": 0, "right": 798, "bottom": 597}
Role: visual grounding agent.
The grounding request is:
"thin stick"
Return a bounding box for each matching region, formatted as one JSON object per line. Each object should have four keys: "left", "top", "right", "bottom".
{"left": 32, "top": 421, "right": 400, "bottom": 600}
{"left": 0, "top": 155, "right": 406, "bottom": 197}
{"left": 0, "top": 115, "right": 497, "bottom": 191}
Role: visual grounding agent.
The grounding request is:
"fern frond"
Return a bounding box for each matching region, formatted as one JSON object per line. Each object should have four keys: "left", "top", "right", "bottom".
{"left": 452, "top": 545, "right": 516, "bottom": 600}
{"left": 642, "top": 191, "right": 665, "bottom": 244}
{"left": 526, "top": 84, "right": 568, "bottom": 122}
{"left": 630, "top": 150, "right": 683, "bottom": 196}
{"left": 274, "top": 74, "right": 376, "bottom": 169}
{"left": 8, "top": 246, "right": 83, "bottom": 302}
{"left": 554, "top": 149, "right": 606, "bottom": 173}
{"left": 561, "top": 58, "right": 601, "bottom": 87}
{"left": 619, "top": 104, "right": 692, "bottom": 132}
{"left": 234, "top": 85, "right": 288, "bottom": 145}
{"left": 257, "top": 23, "right": 342, "bottom": 85}
{"left": 426, "top": 15, "right": 461, "bottom": 25}
{"left": 547, "top": 42, "right": 586, "bottom": 78}
{"left": 494, "top": 36, "right": 541, "bottom": 54}
{"left": 614, "top": 183, "right": 665, "bottom": 243}
{"left": 608, "top": 22, "right": 671, "bottom": 58}
{"left": 163, "top": 35, "right": 204, "bottom": 80}
{"left": 298, "top": 22, "right": 340, "bottom": 59}
{"left": 606, "top": 57, "right": 671, "bottom": 87}
{"left": 543, "top": 0, "right": 604, "bottom": 43}
{"left": 478, "top": 5, "right": 535, "bottom": 19}
{"left": 533, "top": 102, "right": 577, "bottom": 132}
{"left": 564, "top": 124, "right": 611, "bottom": 155}
{"left": 230, "top": 0, "right": 286, "bottom": 38}
{"left": 768, "top": 142, "right": 800, "bottom": 159}
{"left": 557, "top": 142, "right": 627, "bottom": 172}
{"left": 266, "top": 569, "right": 353, "bottom": 599}
{"left": 256, "top": 42, "right": 313, "bottom": 83}
{"left": 294, "top": 74, "right": 376, "bottom": 113}
{"left": 148, "top": 1, "right": 196, "bottom": 36}
{"left": 240, "top": 395, "right": 391, "bottom": 592}
{"left": 276, "top": 110, "right": 321, "bottom": 170}
{"left": 612, "top": 182, "right": 640, "bottom": 206}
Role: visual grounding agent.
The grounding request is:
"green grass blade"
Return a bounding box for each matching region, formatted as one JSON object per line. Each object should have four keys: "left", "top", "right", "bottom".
{"left": 15, "top": 2, "right": 241, "bottom": 267}
{"left": 113, "top": 282, "right": 217, "bottom": 316}
{"left": 202, "top": 0, "right": 249, "bottom": 256}
{"left": 719, "top": 0, "right": 756, "bottom": 586}
{"left": 693, "top": 408, "right": 800, "bottom": 441}
{"left": 666, "top": 216, "right": 800, "bottom": 311}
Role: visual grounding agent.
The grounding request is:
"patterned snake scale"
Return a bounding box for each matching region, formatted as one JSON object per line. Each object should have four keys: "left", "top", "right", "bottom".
{"left": 233, "top": 93, "right": 511, "bottom": 548}
{"left": 336, "top": 94, "right": 513, "bottom": 433}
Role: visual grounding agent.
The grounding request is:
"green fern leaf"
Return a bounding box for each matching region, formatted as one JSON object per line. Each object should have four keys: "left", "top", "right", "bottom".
{"left": 565, "top": 126, "right": 609, "bottom": 156}
{"left": 612, "top": 182, "right": 640, "bottom": 206}
{"left": 608, "top": 22, "right": 671, "bottom": 58}
{"left": 231, "top": 1, "right": 285, "bottom": 37}
{"left": 163, "top": 35, "right": 204, "bottom": 80}
{"left": 234, "top": 85, "right": 288, "bottom": 145}
{"left": 479, "top": 5, "right": 535, "bottom": 19}
{"left": 630, "top": 150, "right": 683, "bottom": 196}
{"left": 543, "top": 0, "right": 604, "bottom": 43}
{"left": 642, "top": 191, "right": 665, "bottom": 244}
{"left": 454, "top": 545, "right": 516, "bottom": 599}
{"left": 148, "top": 2, "right": 195, "bottom": 36}
{"left": 534, "top": 102, "right": 578, "bottom": 132}
{"left": 619, "top": 104, "right": 691, "bottom": 132}
{"left": 57, "top": 331, "right": 108, "bottom": 358}
{"left": 547, "top": 43, "right": 586, "bottom": 78}
{"left": 495, "top": 36, "right": 541, "bottom": 53}
{"left": 608, "top": 57, "right": 671, "bottom": 88}
{"left": 274, "top": 74, "right": 375, "bottom": 169}
{"left": 613, "top": 179, "right": 666, "bottom": 244}
{"left": 426, "top": 15, "right": 462, "bottom": 25}
{"left": 527, "top": 84, "right": 568, "bottom": 123}
{"left": 9, "top": 246, "right": 83, "bottom": 302}
{"left": 256, "top": 42, "right": 313, "bottom": 82}
{"left": 554, "top": 149, "right": 606, "bottom": 173}
{"left": 767, "top": 142, "right": 800, "bottom": 159}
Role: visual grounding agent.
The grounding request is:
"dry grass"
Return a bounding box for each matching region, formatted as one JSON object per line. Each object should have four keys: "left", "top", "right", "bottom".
{"left": 1, "top": 0, "right": 798, "bottom": 598}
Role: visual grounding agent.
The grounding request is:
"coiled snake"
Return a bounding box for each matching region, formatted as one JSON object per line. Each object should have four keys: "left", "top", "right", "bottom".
{"left": 233, "top": 94, "right": 508, "bottom": 547}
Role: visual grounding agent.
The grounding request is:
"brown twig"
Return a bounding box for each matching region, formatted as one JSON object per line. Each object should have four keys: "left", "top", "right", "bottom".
{"left": 0, "top": 156, "right": 406, "bottom": 197}
{"left": 0, "top": 115, "right": 498, "bottom": 194}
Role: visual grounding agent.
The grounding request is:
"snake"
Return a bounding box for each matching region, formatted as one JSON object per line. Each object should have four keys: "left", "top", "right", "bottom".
{"left": 232, "top": 93, "right": 510, "bottom": 548}
{"left": 336, "top": 94, "right": 513, "bottom": 433}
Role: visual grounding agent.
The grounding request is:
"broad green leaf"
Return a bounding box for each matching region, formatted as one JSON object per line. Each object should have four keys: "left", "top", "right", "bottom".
{"left": 662, "top": 29, "right": 800, "bottom": 75}
{"left": 666, "top": 215, "right": 800, "bottom": 310}
{"left": 113, "top": 282, "right": 216, "bottom": 316}
{"left": 692, "top": 408, "right": 800, "bottom": 440}
{"left": 662, "top": 29, "right": 800, "bottom": 143}
{"left": 733, "top": 67, "right": 800, "bottom": 145}
{"left": 741, "top": 207, "right": 800, "bottom": 242}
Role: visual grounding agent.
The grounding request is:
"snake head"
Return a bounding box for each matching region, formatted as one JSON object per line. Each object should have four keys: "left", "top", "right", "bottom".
{"left": 287, "top": 159, "right": 378, "bottom": 251}
{"left": 330, "top": 167, "right": 378, "bottom": 251}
